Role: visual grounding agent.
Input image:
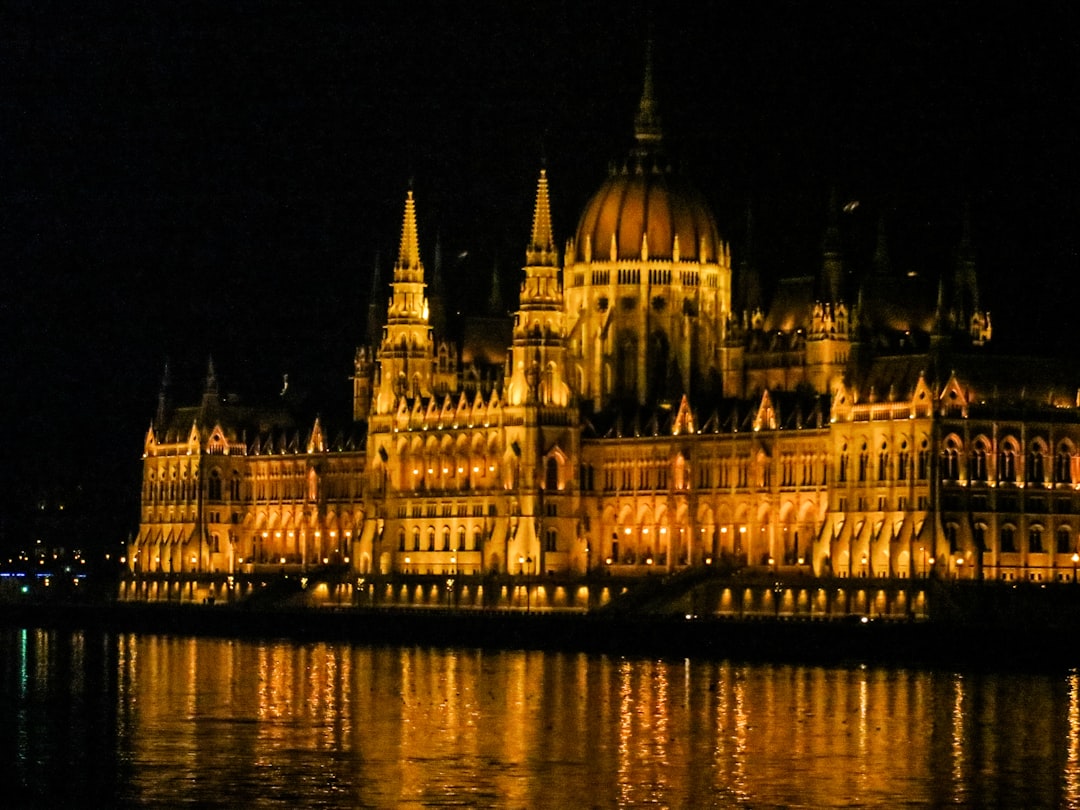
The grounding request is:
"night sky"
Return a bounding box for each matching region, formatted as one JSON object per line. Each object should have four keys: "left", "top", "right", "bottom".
{"left": 3, "top": 1, "right": 1078, "bottom": 553}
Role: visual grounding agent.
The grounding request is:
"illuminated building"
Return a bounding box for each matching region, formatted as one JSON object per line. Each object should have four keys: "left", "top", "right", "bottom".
{"left": 126, "top": 51, "right": 1080, "bottom": 596}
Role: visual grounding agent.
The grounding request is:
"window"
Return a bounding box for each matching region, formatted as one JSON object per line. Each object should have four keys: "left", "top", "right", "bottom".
{"left": 412, "top": 527, "right": 421, "bottom": 551}
{"left": 427, "top": 528, "right": 436, "bottom": 551}
{"left": 545, "top": 457, "right": 559, "bottom": 490}
{"left": 545, "top": 529, "right": 557, "bottom": 552}
{"left": 1029, "top": 526, "right": 1044, "bottom": 553}
{"left": 457, "top": 527, "right": 466, "bottom": 551}
{"left": 442, "top": 527, "right": 451, "bottom": 551}
{"left": 1056, "top": 449, "right": 1073, "bottom": 485}
{"left": 1058, "top": 526, "right": 1071, "bottom": 554}
{"left": 398, "top": 529, "right": 406, "bottom": 552}
{"left": 1000, "top": 525, "right": 1016, "bottom": 553}
{"left": 472, "top": 528, "right": 482, "bottom": 550}
{"left": 998, "top": 445, "right": 1017, "bottom": 483}
{"left": 208, "top": 469, "right": 223, "bottom": 501}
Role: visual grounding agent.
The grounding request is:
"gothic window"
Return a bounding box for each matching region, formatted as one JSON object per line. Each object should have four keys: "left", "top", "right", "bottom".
{"left": 472, "top": 528, "right": 482, "bottom": 550}
{"left": 1028, "top": 446, "right": 1046, "bottom": 485}
{"left": 917, "top": 441, "right": 930, "bottom": 480}
{"left": 998, "top": 444, "right": 1017, "bottom": 484}
{"left": 970, "top": 442, "right": 988, "bottom": 483}
{"left": 427, "top": 528, "right": 436, "bottom": 551}
{"left": 457, "top": 527, "right": 466, "bottom": 551}
{"left": 897, "top": 443, "right": 910, "bottom": 481}
{"left": 1056, "top": 448, "right": 1074, "bottom": 485}
{"left": 858, "top": 444, "right": 869, "bottom": 482}
{"left": 442, "top": 527, "right": 451, "bottom": 551}
{"left": 877, "top": 443, "right": 890, "bottom": 481}
{"left": 838, "top": 445, "right": 848, "bottom": 483}
{"left": 398, "top": 529, "right": 406, "bottom": 552}
{"left": 412, "top": 527, "right": 421, "bottom": 551}
{"left": 942, "top": 439, "right": 960, "bottom": 482}
{"left": 545, "top": 529, "right": 557, "bottom": 552}
{"left": 545, "top": 457, "right": 559, "bottom": 490}
{"left": 208, "top": 469, "right": 223, "bottom": 502}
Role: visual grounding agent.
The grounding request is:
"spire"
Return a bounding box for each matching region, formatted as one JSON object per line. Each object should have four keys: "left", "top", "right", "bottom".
{"left": 820, "top": 187, "right": 843, "bottom": 301}
{"left": 394, "top": 190, "right": 424, "bottom": 280}
{"left": 872, "top": 214, "right": 890, "bottom": 276}
{"left": 488, "top": 259, "right": 503, "bottom": 315}
{"left": 366, "top": 251, "right": 384, "bottom": 347}
{"left": 155, "top": 359, "right": 171, "bottom": 427}
{"left": 201, "top": 356, "right": 219, "bottom": 411}
{"left": 526, "top": 169, "right": 557, "bottom": 266}
{"left": 633, "top": 37, "right": 663, "bottom": 153}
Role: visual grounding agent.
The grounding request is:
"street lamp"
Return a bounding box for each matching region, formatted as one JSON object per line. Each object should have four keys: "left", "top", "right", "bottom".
{"left": 1072, "top": 552, "right": 1078, "bottom": 583}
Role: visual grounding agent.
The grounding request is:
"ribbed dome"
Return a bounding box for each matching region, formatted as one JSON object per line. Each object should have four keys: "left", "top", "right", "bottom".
{"left": 573, "top": 166, "right": 723, "bottom": 263}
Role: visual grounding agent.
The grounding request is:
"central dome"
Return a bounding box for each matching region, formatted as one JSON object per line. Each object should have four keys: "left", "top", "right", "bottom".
{"left": 573, "top": 164, "right": 723, "bottom": 264}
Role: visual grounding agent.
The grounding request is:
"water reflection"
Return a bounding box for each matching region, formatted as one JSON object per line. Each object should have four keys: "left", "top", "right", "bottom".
{"left": 1, "top": 628, "right": 1079, "bottom": 807}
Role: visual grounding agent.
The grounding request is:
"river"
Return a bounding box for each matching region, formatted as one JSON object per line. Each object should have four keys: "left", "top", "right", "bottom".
{"left": 1, "top": 626, "right": 1076, "bottom": 808}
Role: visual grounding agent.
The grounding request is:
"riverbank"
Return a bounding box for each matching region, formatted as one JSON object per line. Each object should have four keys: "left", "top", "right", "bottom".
{"left": 2, "top": 599, "right": 1076, "bottom": 671}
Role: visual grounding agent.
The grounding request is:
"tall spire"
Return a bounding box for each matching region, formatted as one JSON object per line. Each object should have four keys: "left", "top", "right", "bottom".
{"left": 633, "top": 37, "right": 663, "bottom": 152}
{"left": 394, "top": 190, "right": 424, "bottom": 281}
{"left": 820, "top": 187, "right": 843, "bottom": 302}
{"left": 488, "top": 259, "right": 503, "bottom": 315}
{"left": 872, "top": 214, "right": 890, "bottom": 276}
{"left": 526, "top": 169, "right": 557, "bottom": 267}
{"left": 155, "top": 359, "right": 171, "bottom": 427}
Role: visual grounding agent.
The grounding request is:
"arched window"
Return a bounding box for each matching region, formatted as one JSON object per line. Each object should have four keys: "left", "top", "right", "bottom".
{"left": 545, "top": 528, "right": 557, "bottom": 552}
{"left": 398, "top": 528, "right": 406, "bottom": 552}
{"left": 442, "top": 527, "right": 451, "bottom": 551}
{"left": 974, "top": 524, "right": 987, "bottom": 552}
{"left": 970, "top": 442, "right": 988, "bottom": 483}
{"left": 545, "top": 457, "right": 559, "bottom": 490}
{"left": 917, "top": 441, "right": 930, "bottom": 480}
{"left": 897, "top": 443, "right": 909, "bottom": 481}
{"left": 998, "top": 444, "right": 1017, "bottom": 483}
{"left": 838, "top": 445, "right": 848, "bottom": 483}
{"left": 427, "top": 528, "right": 436, "bottom": 551}
{"left": 1057, "top": 526, "right": 1071, "bottom": 554}
{"left": 412, "top": 527, "right": 421, "bottom": 551}
{"left": 877, "top": 443, "right": 890, "bottom": 482}
{"left": 1029, "top": 525, "right": 1044, "bottom": 553}
{"left": 858, "top": 444, "right": 869, "bottom": 482}
{"left": 472, "top": 528, "right": 482, "bottom": 551}
{"left": 1028, "top": 446, "right": 1045, "bottom": 485}
{"left": 208, "top": 469, "right": 223, "bottom": 501}
{"left": 457, "top": 526, "right": 466, "bottom": 551}
{"left": 942, "top": 440, "right": 960, "bottom": 482}
{"left": 1000, "top": 525, "right": 1016, "bottom": 553}
{"left": 1056, "top": 448, "right": 1074, "bottom": 485}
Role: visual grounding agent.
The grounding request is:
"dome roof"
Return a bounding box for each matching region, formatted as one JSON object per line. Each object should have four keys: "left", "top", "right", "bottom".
{"left": 572, "top": 165, "right": 723, "bottom": 264}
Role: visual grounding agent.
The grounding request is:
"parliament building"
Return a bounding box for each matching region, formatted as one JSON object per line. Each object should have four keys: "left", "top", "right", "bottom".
{"left": 126, "top": 55, "right": 1080, "bottom": 602}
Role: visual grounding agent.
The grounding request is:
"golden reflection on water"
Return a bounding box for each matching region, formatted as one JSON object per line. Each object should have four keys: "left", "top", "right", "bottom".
{"left": 8, "top": 630, "right": 1080, "bottom": 807}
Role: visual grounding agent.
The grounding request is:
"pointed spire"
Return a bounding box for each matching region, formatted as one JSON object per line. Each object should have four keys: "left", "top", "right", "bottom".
{"left": 205, "top": 356, "right": 218, "bottom": 395}
{"left": 488, "top": 259, "right": 502, "bottom": 315}
{"left": 872, "top": 214, "right": 890, "bottom": 276}
{"left": 155, "top": 359, "right": 171, "bottom": 426}
{"left": 821, "top": 187, "right": 843, "bottom": 301}
{"left": 431, "top": 230, "right": 444, "bottom": 292}
{"left": 633, "top": 37, "right": 663, "bottom": 152}
{"left": 394, "top": 190, "right": 424, "bottom": 279}
{"left": 526, "top": 169, "right": 557, "bottom": 266}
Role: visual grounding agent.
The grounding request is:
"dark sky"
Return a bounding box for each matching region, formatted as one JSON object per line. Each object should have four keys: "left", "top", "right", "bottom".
{"left": 3, "top": 1, "right": 1078, "bottom": 551}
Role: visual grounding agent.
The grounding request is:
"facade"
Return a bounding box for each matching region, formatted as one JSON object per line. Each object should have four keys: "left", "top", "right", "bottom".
{"left": 127, "top": 57, "right": 1080, "bottom": 593}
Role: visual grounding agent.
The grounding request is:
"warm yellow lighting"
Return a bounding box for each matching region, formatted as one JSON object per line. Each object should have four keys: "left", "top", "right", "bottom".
{"left": 646, "top": 557, "right": 653, "bottom": 565}
{"left": 705, "top": 557, "right": 712, "bottom": 565}
{"left": 624, "top": 527, "right": 631, "bottom": 535}
{"left": 190, "top": 556, "right": 197, "bottom": 564}
{"left": 605, "top": 557, "right": 613, "bottom": 565}
{"left": 280, "top": 556, "right": 286, "bottom": 564}
{"left": 404, "top": 556, "right": 411, "bottom": 563}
